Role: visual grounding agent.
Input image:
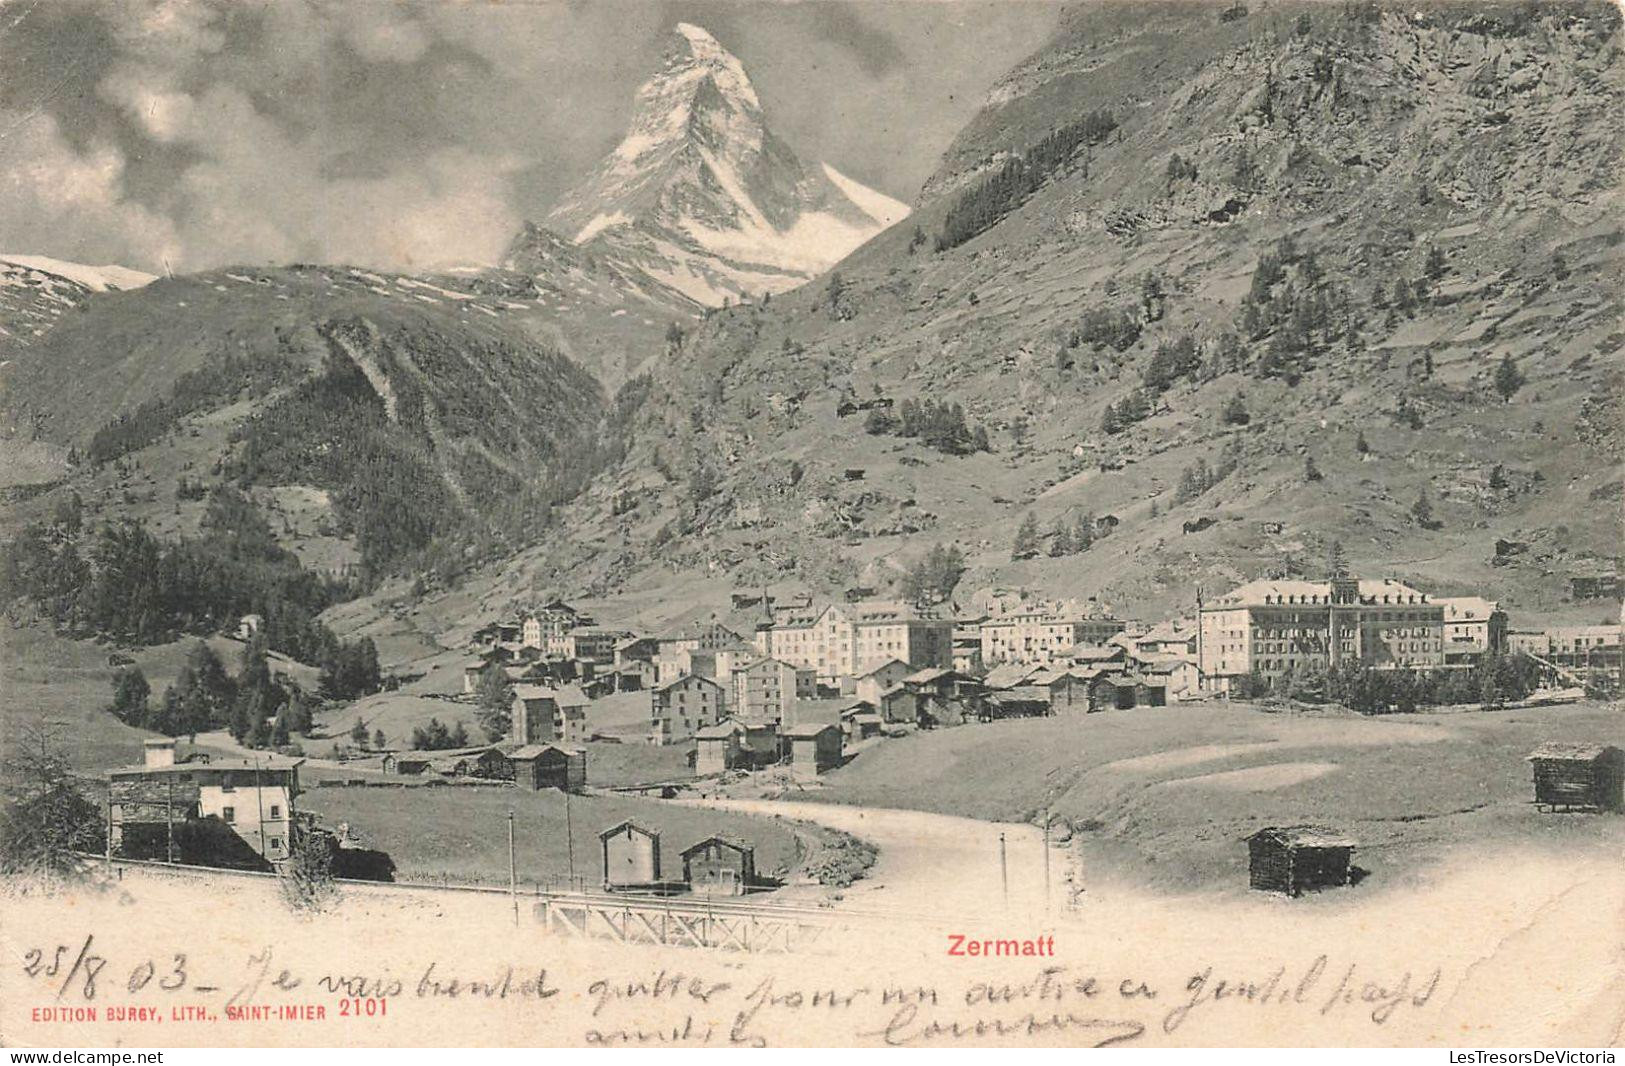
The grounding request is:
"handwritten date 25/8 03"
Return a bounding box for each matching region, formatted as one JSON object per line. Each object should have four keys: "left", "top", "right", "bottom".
{"left": 21, "top": 934, "right": 298, "bottom": 1005}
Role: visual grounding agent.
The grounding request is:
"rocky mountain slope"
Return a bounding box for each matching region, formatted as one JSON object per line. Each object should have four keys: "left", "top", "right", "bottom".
{"left": 3, "top": 3, "right": 1620, "bottom": 660}
{"left": 519, "top": 22, "right": 909, "bottom": 308}
{"left": 0, "top": 254, "right": 155, "bottom": 360}
{"left": 1, "top": 263, "right": 612, "bottom": 583}
{"left": 495, "top": 0, "right": 1622, "bottom": 630}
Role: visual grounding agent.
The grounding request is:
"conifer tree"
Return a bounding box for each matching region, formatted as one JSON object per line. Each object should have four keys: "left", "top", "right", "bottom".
{"left": 1048, "top": 519, "right": 1073, "bottom": 557}
{"left": 1012, "top": 513, "right": 1041, "bottom": 560}
{"left": 1493, "top": 354, "right": 1524, "bottom": 402}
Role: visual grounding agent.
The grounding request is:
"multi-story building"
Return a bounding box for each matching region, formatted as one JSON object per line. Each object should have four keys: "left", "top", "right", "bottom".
{"left": 650, "top": 674, "right": 724, "bottom": 745}
{"left": 660, "top": 622, "right": 746, "bottom": 657}
{"left": 731, "top": 657, "right": 816, "bottom": 726}
{"left": 564, "top": 627, "right": 625, "bottom": 664}
{"left": 1132, "top": 620, "right": 1197, "bottom": 660}
{"left": 522, "top": 600, "right": 594, "bottom": 653}
{"left": 1436, "top": 597, "right": 1508, "bottom": 665}
{"left": 512, "top": 684, "right": 589, "bottom": 746}
{"left": 1510, "top": 625, "right": 1622, "bottom": 688}
{"left": 1198, "top": 578, "right": 1445, "bottom": 693}
{"left": 760, "top": 601, "right": 951, "bottom": 684}
{"left": 107, "top": 740, "right": 302, "bottom": 865}
{"left": 951, "top": 623, "right": 985, "bottom": 675}
{"left": 979, "top": 604, "right": 1127, "bottom": 667}
{"left": 853, "top": 658, "right": 912, "bottom": 705}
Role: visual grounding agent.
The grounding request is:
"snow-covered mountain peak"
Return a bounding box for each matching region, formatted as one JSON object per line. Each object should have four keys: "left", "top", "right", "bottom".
{"left": 669, "top": 23, "right": 761, "bottom": 111}
{"left": 0, "top": 254, "right": 156, "bottom": 293}
{"left": 523, "top": 23, "right": 910, "bottom": 308}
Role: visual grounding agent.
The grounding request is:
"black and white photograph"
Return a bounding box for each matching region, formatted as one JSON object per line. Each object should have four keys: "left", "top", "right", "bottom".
{"left": 0, "top": 0, "right": 1620, "bottom": 1051}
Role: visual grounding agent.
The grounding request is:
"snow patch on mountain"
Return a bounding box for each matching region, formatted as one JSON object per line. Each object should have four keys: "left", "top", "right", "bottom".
{"left": 574, "top": 211, "right": 634, "bottom": 243}
{"left": 820, "top": 163, "right": 910, "bottom": 229}
{"left": 0, "top": 254, "right": 156, "bottom": 292}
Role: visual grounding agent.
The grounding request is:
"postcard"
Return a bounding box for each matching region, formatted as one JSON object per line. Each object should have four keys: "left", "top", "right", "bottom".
{"left": 2, "top": 0, "right": 1621, "bottom": 1050}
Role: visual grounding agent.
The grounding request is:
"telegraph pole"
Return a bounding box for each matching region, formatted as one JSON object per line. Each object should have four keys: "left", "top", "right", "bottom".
{"left": 165, "top": 775, "right": 175, "bottom": 864}
{"left": 254, "top": 757, "right": 266, "bottom": 863}
{"left": 999, "top": 832, "right": 1008, "bottom": 905}
{"left": 565, "top": 789, "right": 577, "bottom": 889}
{"left": 507, "top": 811, "right": 518, "bottom": 925}
{"left": 1042, "top": 809, "right": 1051, "bottom": 912}
{"left": 1195, "top": 584, "right": 1205, "bottom": 694}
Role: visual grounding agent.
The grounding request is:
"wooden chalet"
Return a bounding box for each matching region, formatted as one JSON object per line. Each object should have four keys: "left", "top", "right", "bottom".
{"left": 1088, "top": 673, "right": 1138, "bottom": 711}
{"left": 383, "top": 754, "right": 433, "bottom": 776}
{"left": 694, "top": 719, "right": 749, "bottom": 775}
{"left": 600, "top": 820, "right": 661, "bottom": 889}
{"left": 984, "top": 685, "right": 1051, "bottom": 719}
{"left": 1246, "top": 826, "right": 1356, "bottom": 896}
{"left": 510, "top": 745, "right": 586, "bottom": 792}
{"left": 432, "top": 746, "right": 512, "bottom": 780}
{"left": 784, "top": 722, "right": 842, "bottom": 779}
{"left": 1526, "top": 743, "right": 1624, "bottom": 812}
{"left": 680, "top": 836, "right": 756, "bottom": 895}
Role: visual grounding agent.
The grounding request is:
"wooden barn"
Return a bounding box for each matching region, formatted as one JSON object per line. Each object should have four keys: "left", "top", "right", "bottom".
{"left": 510, "top": 745, "right": 585, "bottom": 792}
{"left": 440, "top": 747, "right": 512, "bottom": 780}
{"left": 680, "top": 836, "right": 756, "bottom": 895}
{"left": 1132, "top": 675, "right": 1168, "bottom": 708}
{"left": 1526, "top": 743, "right": 1624, "bottom": 812}
{"left": 383, "top": 754, "right": 432, "bottom": 776}
{"left": 1088, "top": 674, "right": 1137, "bottom": 711}
{"left": 1246, "top": 826, "right": 1356, "bottom": 896}
{"left": 694, "top": 720, "right": 747, "bottom": 776}
{"left": 785, "top": 722, "right": 842, "bottom": 779}
{"left": 984, "top": 686, "right": 1051, "bottom": 719}
{"left": 600, "top": 820, "right": 660, "bottom": 889}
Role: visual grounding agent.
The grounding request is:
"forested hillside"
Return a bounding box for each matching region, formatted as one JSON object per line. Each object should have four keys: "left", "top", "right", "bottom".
{"left": 0, "top": 262, "right": 647, "bottom": 676}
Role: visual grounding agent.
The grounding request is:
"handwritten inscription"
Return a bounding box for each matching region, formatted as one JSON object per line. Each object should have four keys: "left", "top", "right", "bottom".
{"left": 1163, "top": 955, "right": 1441, "bottom": 1033}
{"left": 15, "top": 934, "right": 1447, "bottom": 1045}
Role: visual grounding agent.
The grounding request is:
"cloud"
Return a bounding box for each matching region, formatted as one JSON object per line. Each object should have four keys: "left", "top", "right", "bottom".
{"left": 0, "top": 1, "right": 521, "bottom": 273}
{"left": 800, "top": 4, "right": 905, "bottom": 78}
{"left": 98, "top": 65, "right": 195, "bottom": 142}
{"left": 2, "top": 0, "right": 1060, "bottom": 275}
{"left": 334, "top": 6, "right": 431, "bottom": 64}
{"left": 0, "top": 111, "right": 181, "bottom": 269}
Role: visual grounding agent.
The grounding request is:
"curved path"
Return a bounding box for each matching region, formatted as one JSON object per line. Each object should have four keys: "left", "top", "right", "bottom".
{"left": 681, "top": 797, "right": 1069, "bottom": 921}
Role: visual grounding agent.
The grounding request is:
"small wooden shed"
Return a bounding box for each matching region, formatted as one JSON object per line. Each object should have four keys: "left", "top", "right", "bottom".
{"left": 1246, "top": 826, "right": 1356, "bottom": 896}
{"left": 1088, "top": 674, "right": 1137, "bottom": 711}
{"left": 785, "top": 722, "right": 842, "bottom": 779}
{"left": 1133, "top": 676, "right": 1168, "bottom": 708}
{"left": 447, "top": 747, "right": 513, "bottom": 780}
{"left": 680, "top": 836, "right": 756, "bottom": 895}
{"left": 600, "top": 820, "right": 660, "bottom": 888}
{"left": 1526, "top": 743, "right": 1624, "bottom": 812}
{"left": 510, "top": 745, "right": 585, "bottom": 792}
{"left": 694, "top": 720, "right": 747, "bottom": 776}
{"left": 384, "top": 754, "right": 432, "bottom": 776}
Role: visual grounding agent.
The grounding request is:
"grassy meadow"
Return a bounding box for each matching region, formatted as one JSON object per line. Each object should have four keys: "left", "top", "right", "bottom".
{"left": 813, "top": 699, "right": 1625, "bottom": 895}
{"left": 301, "top": 784, "right": 799, "bottom": 889}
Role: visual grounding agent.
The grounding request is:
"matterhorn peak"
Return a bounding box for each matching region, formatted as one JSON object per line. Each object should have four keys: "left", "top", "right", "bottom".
{"left": 650, "top": 23, "right": 762, "bottom": 120}
{"left": 671, "top": 23, "right": 742, "bottom": 66}
{"left": 524, "top": 22, "right": 909, "bottom": 308}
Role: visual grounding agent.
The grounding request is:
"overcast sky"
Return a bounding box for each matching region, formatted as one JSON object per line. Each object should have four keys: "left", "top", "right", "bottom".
{"left": 0, "top": 0, "right": 1061, "bottom": 275}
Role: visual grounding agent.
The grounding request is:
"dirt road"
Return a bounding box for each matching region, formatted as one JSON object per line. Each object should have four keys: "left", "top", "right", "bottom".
{"left": 682, "top": 795, "right": 1625, "bottom": 1045}
{"left": 689, "top": 797, "right": 1066, "bottom": 920}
